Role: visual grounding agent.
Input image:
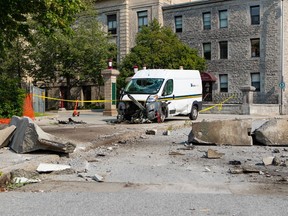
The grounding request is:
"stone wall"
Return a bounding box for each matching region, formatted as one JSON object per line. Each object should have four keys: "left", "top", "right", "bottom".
{"left": 163, "top": 0, "right": 283, "bottom": 105}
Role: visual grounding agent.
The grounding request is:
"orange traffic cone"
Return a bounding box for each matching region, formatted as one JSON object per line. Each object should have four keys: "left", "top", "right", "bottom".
{"left": 23, "top": 94, "right": 35, "bottom": 120}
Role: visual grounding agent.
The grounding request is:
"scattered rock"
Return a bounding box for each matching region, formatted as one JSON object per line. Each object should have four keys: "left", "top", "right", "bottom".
{"left": 204, "top": 167, "right": 211, "bottom": 172}
{"left": 229, "top": 160, "right": 241, "bottom": 165}
{"left": 272, "top": 149, "right": 280, "bottom": 153}
{"left": 229, "top": 167, "right": 243, "bottom": 174}
{"left": 146, "top": 129, "right": 157, "bottom": 135}
{"left": 92, "top": 174, "right": 104, "bottom": 182}
{"left": 163, "top": 130, "right": 171, "bottom": 136}
{"left": 262, "top": 156, "right": 274, "bottom": 166}
{"left": 206, "top": 149, "right": 225, "bottom": 159}
{"left": 272, "top": 156, "right": 281, "bottom": 166}
{"left": 36, "top": 163, "right": 71, "bottom": 173}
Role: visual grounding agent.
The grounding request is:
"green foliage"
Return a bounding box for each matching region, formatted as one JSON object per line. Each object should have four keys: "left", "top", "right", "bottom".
{"left": 119, "top": 19, "right": 206, "bottom": 89}
{"left": 0, "top": 0, "right": 85, "bottom": 55}
{"left": 0, "top": 75, "right": 25, "bottom": 118}
{"left": 28, "top": 10, "right": 116, "bottom": 101}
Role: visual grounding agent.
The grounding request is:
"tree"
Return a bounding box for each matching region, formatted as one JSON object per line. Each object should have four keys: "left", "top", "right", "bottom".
{"left": 28, "top": 12, "right": 116, "bottom": 106}
{"left": 118, "top": 19, "right": 206, "bottom": 88}
{"left": 0, "top": 0, "right": 85, "bottom": 56}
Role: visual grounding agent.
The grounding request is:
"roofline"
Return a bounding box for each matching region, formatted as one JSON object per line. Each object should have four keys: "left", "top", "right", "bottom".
{"left": 162, "top": 0, "right": 234, "bottom": 11}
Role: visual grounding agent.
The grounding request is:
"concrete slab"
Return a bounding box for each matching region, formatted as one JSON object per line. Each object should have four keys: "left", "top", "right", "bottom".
{"left": 0, "top": 125, "right": 16, "bottom": 148}
{"left": 189, "top": 119, "right": 253, "bottom": 146}
{"left": 254, "top": 119, "right": 288, "bottom": 146}
{"left": 36, "top": 163, "right": 71, "bottom": 173}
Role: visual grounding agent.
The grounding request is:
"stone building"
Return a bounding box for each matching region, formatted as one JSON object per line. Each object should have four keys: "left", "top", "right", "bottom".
{"left": 162, "top": 0, "right": 288, "bottom": 114}
{"left": 95, "top": 0, "right": 194, "bottom": 62}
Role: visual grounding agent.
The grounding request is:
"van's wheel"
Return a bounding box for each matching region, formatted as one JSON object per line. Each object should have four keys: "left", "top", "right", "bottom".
{"left": 189, "top": 105, "right": 198, "bottom": 120}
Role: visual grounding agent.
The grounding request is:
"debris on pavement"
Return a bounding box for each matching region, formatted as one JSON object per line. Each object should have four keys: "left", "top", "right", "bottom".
{"left": 163, "top": 130, "right": 171, "bottom": 136}
{"left": 36, "top": 163, "right": 71, "bottom": 173}
{"left": 206, "top": 149, "right": 225, "bottom": 159}
{"left": 92, "top": 173, "right": 104, "bottom": 182}
{"left": 58, "top": 118, "right": 86, "bottom": 124}
{"left": 146, "top": 129, "right": 157, "bottom": 135}
{"left": 13, "top": 177, "right": 41, "bottom": 184}
{"left": 262, "top": 156, "right": 275, "bottom": 166}
{"left": 229, "top": 160, "right": 242, "bottom": 165}
{"left": 8, "top": 116, "right": 76, "bottom": 154}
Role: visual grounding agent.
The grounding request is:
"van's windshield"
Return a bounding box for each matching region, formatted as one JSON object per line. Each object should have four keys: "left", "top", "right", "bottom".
{"left": 125, "top": 78, "right": 164, "bottom": 94}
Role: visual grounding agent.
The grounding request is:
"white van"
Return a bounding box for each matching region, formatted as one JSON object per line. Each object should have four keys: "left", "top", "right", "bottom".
{"left": 117, "top": 69, "right": 202, "bottom": 123}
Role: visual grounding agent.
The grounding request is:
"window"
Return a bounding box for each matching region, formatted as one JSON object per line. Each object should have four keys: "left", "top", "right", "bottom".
{"left": 107, "top": 14, "right": 117, "bottom": 35}
{"left": 203, "top": 43, "right": 211, "bottom": 60}
{"left": 175, "top": 16, "right": 182, "bottom": 33}
{"left": 219, "top": 74, "right": 228, "bottom": 92}
{"left": 219, "top": 41, "right": 228, "bottom": 59}
{"left": 251, "top": 38, "right": 260, "bottom": 57}
{"left": 138, "top": 11, "right": 148, "bottom": 32}
{"left": 203, "top": 12, "right": 211, "bottom": 30}
{"left": 219, "top": 10, "right": 228, "bottom": 28}
{"left": 251, "top": 73, "right": 260, "bottom": 91}
{"left": 250, "top": 5, "right": 260, "bottom": 25}
{"left": 162, "top": 79, "right": 173, "bottom": 96}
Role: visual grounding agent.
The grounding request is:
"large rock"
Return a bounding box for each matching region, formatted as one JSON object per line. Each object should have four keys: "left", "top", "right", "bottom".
{"left": 9, "top": 116, "right": 76, "bottom": 153}
{"left": 0, "top": 125, "right": 16, "bottom": 148}
{"left": 254, "top": 118, "right": 288, "bottom": 146}
{"left": 188, "top": 119, "right": 253, "bottom": 146}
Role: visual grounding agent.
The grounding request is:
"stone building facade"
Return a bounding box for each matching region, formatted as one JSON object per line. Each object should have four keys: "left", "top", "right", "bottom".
{"left": 95, "top": 0, "right": 193, "bottom": 62}
{"left": 162, "top": 0, "right": 288, "bottom": 114}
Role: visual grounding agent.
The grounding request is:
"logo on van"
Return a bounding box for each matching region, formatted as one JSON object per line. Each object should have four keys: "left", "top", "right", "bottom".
{"left": 190, "top": 83, "right": 197, "bottom": 87}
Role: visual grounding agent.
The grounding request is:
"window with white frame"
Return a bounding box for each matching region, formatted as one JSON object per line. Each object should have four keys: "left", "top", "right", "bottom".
{"left": 250, "top": 5, "right": 260, "bottom": 25}
{"left": 107, "top": 14, "right": 117, "bottom": 35}
{"left": 251, "top": 73, "right": 260, "bottom": 91}
{"left": 219, "top": 74, "right": 228, "bottom": 92}
{"left": 138, "top": 11, "right": 148, "bottom": 32}
{"left": 203, "top": 12, "right": 211, "bottom": 30}
{"left": 219, "top": 10, "right": 228, "bottom": 28}
{"left": 203, "top": 43, "right": 211, "bottom": 60}
{"left": 175, "top": 16, "right": 182, "bottom": 33}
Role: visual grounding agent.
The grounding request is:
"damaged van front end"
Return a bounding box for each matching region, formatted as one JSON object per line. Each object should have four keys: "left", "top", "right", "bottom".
{"left": 117, "top": 78, "right": 168, "bottom": 123}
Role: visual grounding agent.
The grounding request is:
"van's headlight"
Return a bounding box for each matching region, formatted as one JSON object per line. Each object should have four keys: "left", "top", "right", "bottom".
{"left": 146, "top": 95, "right": 158, "bottom": 103}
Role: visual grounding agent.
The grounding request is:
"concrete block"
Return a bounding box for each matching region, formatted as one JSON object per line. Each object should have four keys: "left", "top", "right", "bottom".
{"left": 9, "top": 116, "right": 76, "bottom": 153}
{"left": 189, "top": 119, "right": 253, "bottom": 146}
{"left": 0, "top": 125, "right": 16, "bottom": 148}
{"left": 254, "top": 119, "right": 288, "bottom": 146}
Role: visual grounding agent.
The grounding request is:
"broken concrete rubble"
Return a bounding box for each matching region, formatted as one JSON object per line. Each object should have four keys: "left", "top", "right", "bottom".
{"left": 189, "top": 119, "right": 253, "bottom": 146}
{"left": 254, "top": 119, "right": 288, "bottom": 146}
{"left": 0, "top": 125, "right": 16, "bottom": 148}
{"left": 36, "top": 163, "right": 71, "bottom": 173}
{"left": 206, "top": 149, "right": 225, "bottom": 159}
{"left": 9, "top": 116, "right": 76, "bottom": 153}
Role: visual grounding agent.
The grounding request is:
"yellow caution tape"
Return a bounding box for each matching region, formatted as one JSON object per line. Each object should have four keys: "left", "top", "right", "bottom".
{"left": 34, "top": 94, "right": 235, "bottom": 112}
{"left": 199, "top": 94, "right": 235, "bottom": 113}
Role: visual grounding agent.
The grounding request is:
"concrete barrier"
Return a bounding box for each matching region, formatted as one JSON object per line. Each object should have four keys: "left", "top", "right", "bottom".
{"left": 254, "top": 118, "right": 288, "bottom": 146}
{"left": 0, "top": 125, "right": 16, "bottom": 148}
{"left": 188, "top": 119, "right": 253, "bottom": 146}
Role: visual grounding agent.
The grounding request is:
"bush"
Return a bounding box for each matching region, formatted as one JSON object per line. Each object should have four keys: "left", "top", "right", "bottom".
{"left": 0, "top": 75, "right": 25, "bottom": 118}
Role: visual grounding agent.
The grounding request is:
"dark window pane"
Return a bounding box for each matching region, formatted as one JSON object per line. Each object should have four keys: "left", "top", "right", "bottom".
{"left": 219, "top": 41, "right": 228, "bottom": 59}
{"left": 250, "top": 6, "right": 260, "bottom": 25}
{"left": 107, "top": 14, "right": 117, "bottom": 34}
{"left": 138, "top": 11, "right": 148, "bottom": 32}
{"left": 251, "top": 38, "right": 260, "bottom": 57}
{"left": 251, "top": 73, "right": 260, "bottom": 91}
{"left": 203, "top": 43, "right": 211, "bottom": 60}
{"left": 175, "top": 16, "right": 182, "bottom": 33}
